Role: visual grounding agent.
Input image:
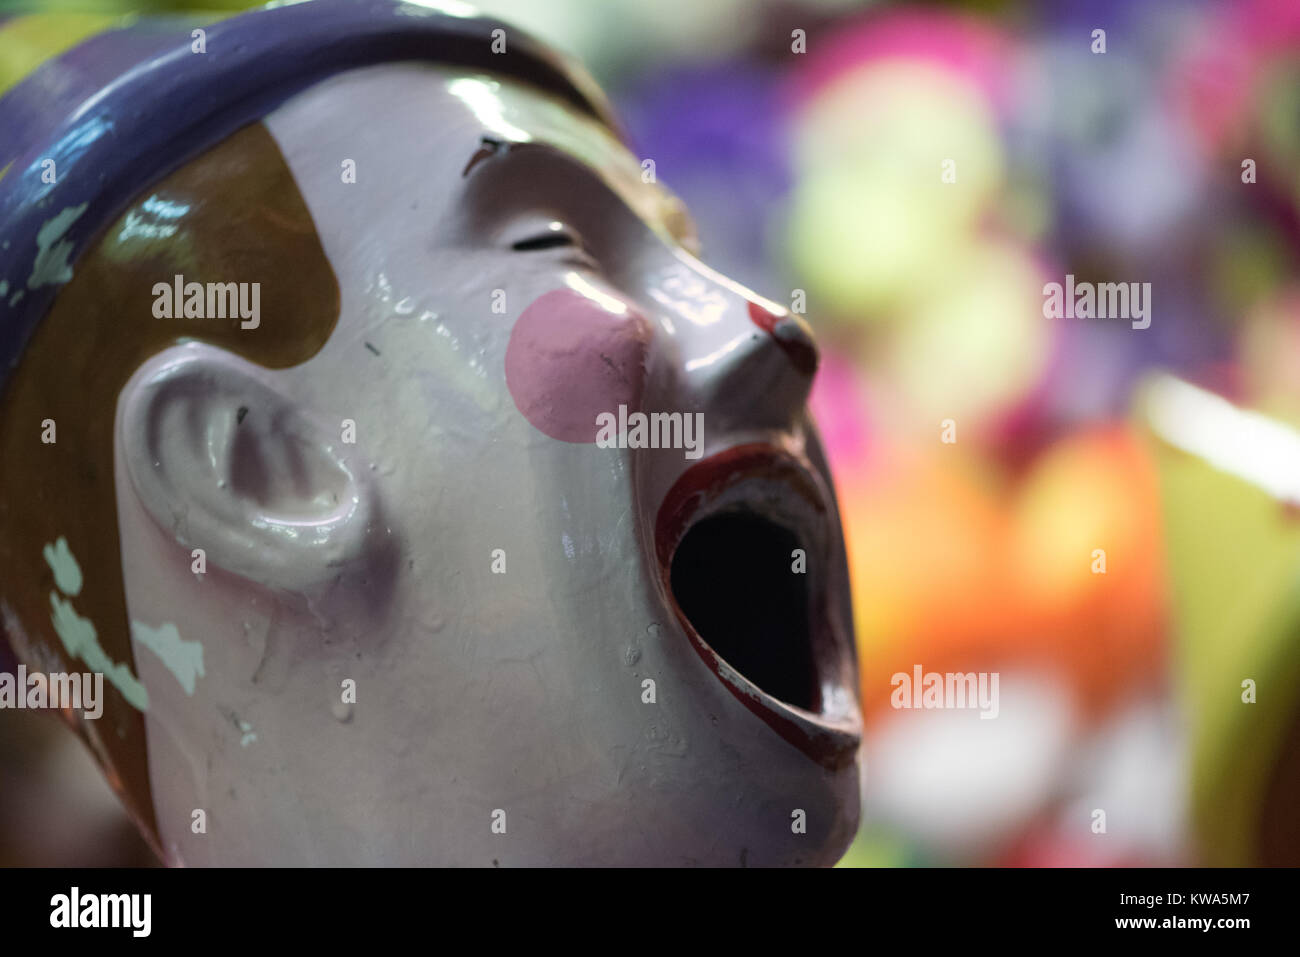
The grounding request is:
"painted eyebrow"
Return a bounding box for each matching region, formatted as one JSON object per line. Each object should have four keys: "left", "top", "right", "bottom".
{"left": 462, "top": 136, "right": 525, "bottom": 177}
{"left": 461, "top": 135, "right": 609, "bottom": 180}
{"left": 460, "top": 134, "right": 700, "bottom": 249}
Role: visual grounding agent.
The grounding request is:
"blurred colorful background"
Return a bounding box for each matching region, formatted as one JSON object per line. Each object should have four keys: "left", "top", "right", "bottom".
{"left": 3, "top": 0, "right": 1300, "bottom": 866}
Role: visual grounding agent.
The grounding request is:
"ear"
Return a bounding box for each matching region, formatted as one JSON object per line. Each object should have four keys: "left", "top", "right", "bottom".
{"left": 119, "top": 342, "right": 376, "bottom": 594}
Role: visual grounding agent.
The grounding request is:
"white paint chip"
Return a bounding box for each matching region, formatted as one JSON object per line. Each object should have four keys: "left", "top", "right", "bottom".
{"left": 50, "top": 591, "right": 148, "bottom": 710}
{"left": 28, "top": 202, "right": 88, "bottom": 289}
{"left": 42, "top": 536, "right": 82, "bottom": 596}
{"left": 131, "top": 620, "right": 204, "bottom": 695}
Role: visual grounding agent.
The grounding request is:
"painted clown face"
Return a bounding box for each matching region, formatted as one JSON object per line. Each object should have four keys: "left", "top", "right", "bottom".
{"left": 3, "top": 59, "right": 860, "bottom": 864}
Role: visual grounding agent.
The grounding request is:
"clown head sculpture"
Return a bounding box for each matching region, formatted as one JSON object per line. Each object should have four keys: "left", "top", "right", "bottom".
{"left": 0, "top": 0, "right": 860, "bottom": 865}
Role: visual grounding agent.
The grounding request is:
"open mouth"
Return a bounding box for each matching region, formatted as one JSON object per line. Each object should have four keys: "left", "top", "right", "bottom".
{"left": 671, "top": 510, "right": 820, "bottom": 712}
{"left": 655, "top": 443, "right": 861, "bottom": 770}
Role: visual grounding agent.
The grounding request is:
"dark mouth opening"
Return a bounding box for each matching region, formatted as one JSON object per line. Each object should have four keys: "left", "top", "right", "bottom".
{"left": 669, "top": 509, "right": 821, "bottom": 712}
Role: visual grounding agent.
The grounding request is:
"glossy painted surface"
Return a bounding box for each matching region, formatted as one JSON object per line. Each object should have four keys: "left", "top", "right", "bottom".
{"left": 1, "top": 6, "right": 862, "bottom": 866}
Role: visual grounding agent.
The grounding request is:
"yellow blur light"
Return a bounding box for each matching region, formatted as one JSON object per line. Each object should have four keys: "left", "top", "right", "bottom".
{"left": 1143, "top": 374, "right": 1300, "bottom": 505}
{"left": 787, "top": 60, "right": 1005, "bottom": 319}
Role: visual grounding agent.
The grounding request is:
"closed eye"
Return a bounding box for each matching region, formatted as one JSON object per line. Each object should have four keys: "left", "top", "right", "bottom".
{"left": 507, "top": 221, "right": 597, "bottom": 268}
{"left": 511, "top": 232, "right": 577, "bottom": 252}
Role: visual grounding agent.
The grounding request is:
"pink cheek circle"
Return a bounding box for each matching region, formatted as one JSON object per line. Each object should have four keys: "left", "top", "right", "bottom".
{"left": 504, "top": 287, "right": 651, "bottom": 443}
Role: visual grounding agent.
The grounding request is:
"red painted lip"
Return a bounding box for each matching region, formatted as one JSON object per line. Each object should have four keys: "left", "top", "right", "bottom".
{"left": 655, "top": 443, "right": 861, "bottom": 771}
